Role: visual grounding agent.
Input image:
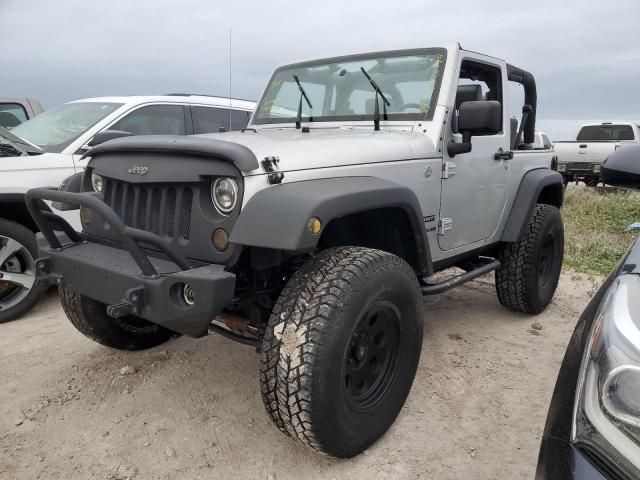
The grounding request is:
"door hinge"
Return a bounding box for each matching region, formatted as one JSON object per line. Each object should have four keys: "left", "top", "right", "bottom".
{"left": 442, "top": 161, "right": 456, "bottom": 179}
{"left": 438, "top": 218, "right": 453, "bottom": 236}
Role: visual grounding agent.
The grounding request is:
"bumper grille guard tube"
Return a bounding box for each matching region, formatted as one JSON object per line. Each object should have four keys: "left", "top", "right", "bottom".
{"left": 25, "top": 187, "right": 237, "bottom": 338}
{"left": 25, "top": 187, "right": 191, "bottom": 277}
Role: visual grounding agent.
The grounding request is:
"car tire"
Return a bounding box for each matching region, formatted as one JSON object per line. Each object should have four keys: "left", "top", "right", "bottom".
{"left": 59, "top": 285, "right": 174, "bottom": 350}
{"left": 259, "top": 247, "right": 424, "bottom": 458}
{"left": 495, "top": 204, "right": 564, "bottom": 314}
{"left": 0, "top": 219, "right": 46, "bottom": 323}
{"left": 585, "top": 176, "right": 599, "bottom": 187}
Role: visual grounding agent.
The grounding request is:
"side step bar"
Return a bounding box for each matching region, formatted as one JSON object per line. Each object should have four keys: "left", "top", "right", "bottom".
{"left": 420, "top": 259, "right": 501, "bottom": 296}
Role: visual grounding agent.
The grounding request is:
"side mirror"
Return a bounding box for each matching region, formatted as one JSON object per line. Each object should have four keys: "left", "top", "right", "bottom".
{"left": 87, "top": 129, "right": 133, "bottom": 147}
{"left": 448, "top": 100, "right": 502, "bottom": 157}
{"left": 601, "top": 144, "right": 640, "bottom": 189}
{"left": 51, "top": 172, "right": 84, "bottom": 211}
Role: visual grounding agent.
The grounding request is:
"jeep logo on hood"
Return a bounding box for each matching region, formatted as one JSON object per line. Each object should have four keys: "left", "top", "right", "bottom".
{"left": 128, "top": 166, "right": 149, "bottom": 176}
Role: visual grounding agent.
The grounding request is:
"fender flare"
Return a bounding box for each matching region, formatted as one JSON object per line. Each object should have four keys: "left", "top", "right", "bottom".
{"left": 230, "top": 177, "right": 433, "bottom": 274}
{"left": 501, "top": 169, "right": 564, "bottom": 242}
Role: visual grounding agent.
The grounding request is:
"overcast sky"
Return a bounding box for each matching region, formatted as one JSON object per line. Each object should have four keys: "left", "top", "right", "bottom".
{"left": 1, "top": 0, "right": 639, "bottom": 139}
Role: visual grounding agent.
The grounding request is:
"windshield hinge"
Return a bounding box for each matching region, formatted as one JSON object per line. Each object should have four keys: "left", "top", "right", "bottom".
{"left": 442, "top": 161, "right": 457, "bottom": 179}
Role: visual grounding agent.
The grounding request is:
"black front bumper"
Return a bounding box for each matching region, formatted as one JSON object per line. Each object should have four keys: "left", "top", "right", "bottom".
{"left": 27, "top": 188, "right": 236, "bottom": 338}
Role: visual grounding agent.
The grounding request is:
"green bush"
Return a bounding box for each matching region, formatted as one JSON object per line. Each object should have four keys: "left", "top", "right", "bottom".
{"left": 562, "top": 185, "right": 640, "bottom": 274}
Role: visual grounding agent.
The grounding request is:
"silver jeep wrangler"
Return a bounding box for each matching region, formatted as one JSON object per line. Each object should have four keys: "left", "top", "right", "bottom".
{"left": 28, "top": 44, "right": 564, "bottom": 458}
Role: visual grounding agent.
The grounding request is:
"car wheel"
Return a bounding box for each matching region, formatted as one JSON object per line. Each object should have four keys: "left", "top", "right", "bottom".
{"left": 0, "top": 219, "right": 46, "bottom": 323}
{"left": 495, "top": 204, "right": 564, "bottom": 314}
{"left": 260, "top": 247, "right": 424, "bottom": 458}
{"left": 585, "top": 177, "right": 599, "bottom": 187}
{"left": 59, "top": 285, "right": 175, "bottom": 350}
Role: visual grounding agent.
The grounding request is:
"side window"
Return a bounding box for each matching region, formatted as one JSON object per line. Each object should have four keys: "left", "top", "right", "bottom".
{"left": 230, "top": 110, "right": 251, "bottom": 130}
{"left": 193, "top": 106, "right": 230, "bottom": 133}
{"left": 454, "top": 60, "right": 503, "bottom": 134}
{"left": 542, "top": 134, "right": 551, "bottom": 149}
{"left": 0, "top": 103, "right": 29, "bottom": 129}
{"left": 110, "top": 104, "right": 186, "bottom": 135}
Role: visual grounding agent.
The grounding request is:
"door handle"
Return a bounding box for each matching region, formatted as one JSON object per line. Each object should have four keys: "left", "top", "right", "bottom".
{"left": 494, "top": 149, "right": 514, "bottom": 160}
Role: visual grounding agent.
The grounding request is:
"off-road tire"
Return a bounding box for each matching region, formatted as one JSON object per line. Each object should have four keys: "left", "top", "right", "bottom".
{"left": 59, "top": 285, "right": 174, "bottom": 350}
{"left": 0, "top": 219, "right": 46, "bottom": 323}
{"left": 496, "top": 204, "right": 564, "bottom": 314}
{"left": 259, "top": 247, "right": 424, "bottom": 458}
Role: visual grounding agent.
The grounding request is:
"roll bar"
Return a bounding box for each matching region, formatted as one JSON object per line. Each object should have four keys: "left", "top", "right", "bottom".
{"left": 506, "top": 64, "right": 537, "bottom": 145}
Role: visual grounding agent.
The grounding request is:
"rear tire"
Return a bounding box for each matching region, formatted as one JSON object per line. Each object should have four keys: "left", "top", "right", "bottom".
{"left": 0, "top": 219, "right": 46, "bottom": 323}
{"left": 585, "top": 176, "right": 599, "bottom": 187}
{"left": 259, "top": 247, "right": 423, "bottom": 458}
{"left": 59, "top": 285, "right": 174, "bottom": 350}
{"left": 495, "top": 204, "right": 564, "bottom": 314}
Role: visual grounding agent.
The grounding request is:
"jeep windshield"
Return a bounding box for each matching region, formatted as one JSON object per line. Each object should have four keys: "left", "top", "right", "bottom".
{"left": 11, "top": 101, "right": 123, "bottom": 153}
{"left": 253, "top": 49, "right": 446, "bottom": 125}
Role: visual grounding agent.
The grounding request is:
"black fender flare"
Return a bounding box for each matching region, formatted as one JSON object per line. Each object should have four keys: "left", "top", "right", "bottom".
{"left": 501, "top": 169, "right": 564, "bottom": 242}
{"left": 229, "top": 177, "right": 433, "bottom": 275}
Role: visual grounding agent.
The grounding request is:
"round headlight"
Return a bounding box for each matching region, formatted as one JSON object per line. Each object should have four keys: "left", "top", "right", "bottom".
{"left": 212, "top": 177, "right": 238, "bottom": 214}
{"left": 91, "top": 173, "right": 104, "bottom": 192}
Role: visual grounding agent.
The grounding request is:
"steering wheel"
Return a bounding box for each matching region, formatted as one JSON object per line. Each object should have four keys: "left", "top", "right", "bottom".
{"left": 396, "top": 103, "right": 423, "bottom": 112}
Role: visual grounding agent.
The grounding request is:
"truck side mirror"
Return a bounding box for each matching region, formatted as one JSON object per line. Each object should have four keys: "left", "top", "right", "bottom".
{"left": 448, "top": 100, "right": 502, "bottom": 157}
{"left": 601, "top": 144, "right": 640, "bottom": 189}
{"left": 88, "top": 129, "right": 133, "bottom": 147}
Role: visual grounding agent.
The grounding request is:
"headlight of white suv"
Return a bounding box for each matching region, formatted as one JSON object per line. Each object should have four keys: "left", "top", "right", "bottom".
{"left": 573, "top": 274, "right": 640, "bottom": 478}
{"left": 211, "top": 177, "right": 238, "bottom": 214}
{"left": 91, "top": 173, "right": 104, "bottom": 192}
{"left": 593, "top": 164, "right": 601, "bottom": 173}
{"left": 557, "top": 163, "right": 567, "bottom": 172}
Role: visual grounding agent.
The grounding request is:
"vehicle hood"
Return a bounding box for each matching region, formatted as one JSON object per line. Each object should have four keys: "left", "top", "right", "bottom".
{"left": 198, "top": 127, "right": 438, "bottom": 174}
{"left": 0, "top": 151, "right": 71, "bottom": 172}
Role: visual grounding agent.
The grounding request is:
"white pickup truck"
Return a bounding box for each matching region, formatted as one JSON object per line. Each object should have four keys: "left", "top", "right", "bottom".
{"left": 555, "top": 122, "right": 640, "bottom": 186}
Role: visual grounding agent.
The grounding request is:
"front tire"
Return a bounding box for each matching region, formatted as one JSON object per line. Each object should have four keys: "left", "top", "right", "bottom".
{"left": 0, "top": 219, "right": 46, "bottom": 323}
{"left": 495, "top": 204, "right": 564, "bottom": 314}
{"left": 259, "top": 247, "right": 424, "bottom": 458}
{"left": 59, "top": 286, "right": 174, "bottom": 350}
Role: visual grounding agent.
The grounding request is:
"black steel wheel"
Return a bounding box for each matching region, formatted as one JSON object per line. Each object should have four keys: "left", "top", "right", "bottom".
{"left": 344, "top": 301, "right": 401, "bottom": 413}
{"left": 260, "top": 247, "right": 424, "bottom": 458}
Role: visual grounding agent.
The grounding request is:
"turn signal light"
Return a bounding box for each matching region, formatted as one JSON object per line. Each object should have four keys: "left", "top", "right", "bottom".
{"left": 212, "top": 228, "right": 229, "bottom": 251}
{"left": 307, "top": 217, "right": 322, "bottom": 235}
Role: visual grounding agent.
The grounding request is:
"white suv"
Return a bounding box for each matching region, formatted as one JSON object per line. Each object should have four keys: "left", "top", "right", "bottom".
{"left": 0, "top": 94, "right": 255, "bottom": 322}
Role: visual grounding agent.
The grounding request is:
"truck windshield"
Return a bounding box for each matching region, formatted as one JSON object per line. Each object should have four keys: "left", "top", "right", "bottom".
{"left": 11, "top": 102, "right": 123, "bottom": 153}
{"left": 254, "top": 49, "right": 446, "bottom": 125}
{"left": 577, "top": 124, "right": 635, "bottom": 141}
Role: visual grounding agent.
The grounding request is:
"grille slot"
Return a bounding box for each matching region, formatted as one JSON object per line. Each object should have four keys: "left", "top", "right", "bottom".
{"left": 102, "top": 179, "right": 192, "bottom": 240}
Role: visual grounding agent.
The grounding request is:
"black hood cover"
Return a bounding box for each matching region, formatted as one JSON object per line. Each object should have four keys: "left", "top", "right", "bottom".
{"left": 85, "top": 135, "right": 259, "bottom": 171}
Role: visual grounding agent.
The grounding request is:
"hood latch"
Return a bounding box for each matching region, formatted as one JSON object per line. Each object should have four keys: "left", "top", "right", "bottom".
{"left": 261, "top": 156, "right": 284, "bottom": 185}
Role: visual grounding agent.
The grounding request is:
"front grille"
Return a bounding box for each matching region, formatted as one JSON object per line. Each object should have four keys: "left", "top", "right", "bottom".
{"left": 571, "top": 162, "right": 595, "bottom": 170}
{"left": 103, "top": 179, "right": 193, "bottom": 240}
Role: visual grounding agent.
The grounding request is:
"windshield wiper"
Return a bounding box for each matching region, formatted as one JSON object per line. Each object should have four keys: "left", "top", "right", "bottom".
{"left": 360, "top": 67, "right": 391, "bottom": 131}
{"left": 293, "top": 74, "right": 313, "bottom": 129}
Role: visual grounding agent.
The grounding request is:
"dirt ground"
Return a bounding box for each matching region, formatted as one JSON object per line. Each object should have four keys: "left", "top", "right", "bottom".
{"left": 0, "top": 270, "right": 601, "bottom": 480}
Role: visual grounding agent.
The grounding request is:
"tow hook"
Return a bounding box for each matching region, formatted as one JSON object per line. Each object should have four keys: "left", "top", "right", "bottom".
{"left": 107, "top": 287, "right": 145, "bottom": 318}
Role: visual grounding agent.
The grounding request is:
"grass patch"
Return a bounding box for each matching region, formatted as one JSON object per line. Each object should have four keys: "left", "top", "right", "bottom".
{"left": 562, "top": 185, "right": 639, "bottom": 274}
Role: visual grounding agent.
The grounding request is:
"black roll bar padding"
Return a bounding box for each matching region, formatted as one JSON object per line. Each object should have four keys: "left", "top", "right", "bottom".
{"left": 506, "top": 64, "right": 537, "bottom": 145}
{"left": 25, "top": 187, "right": 191, "bottom": 277}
